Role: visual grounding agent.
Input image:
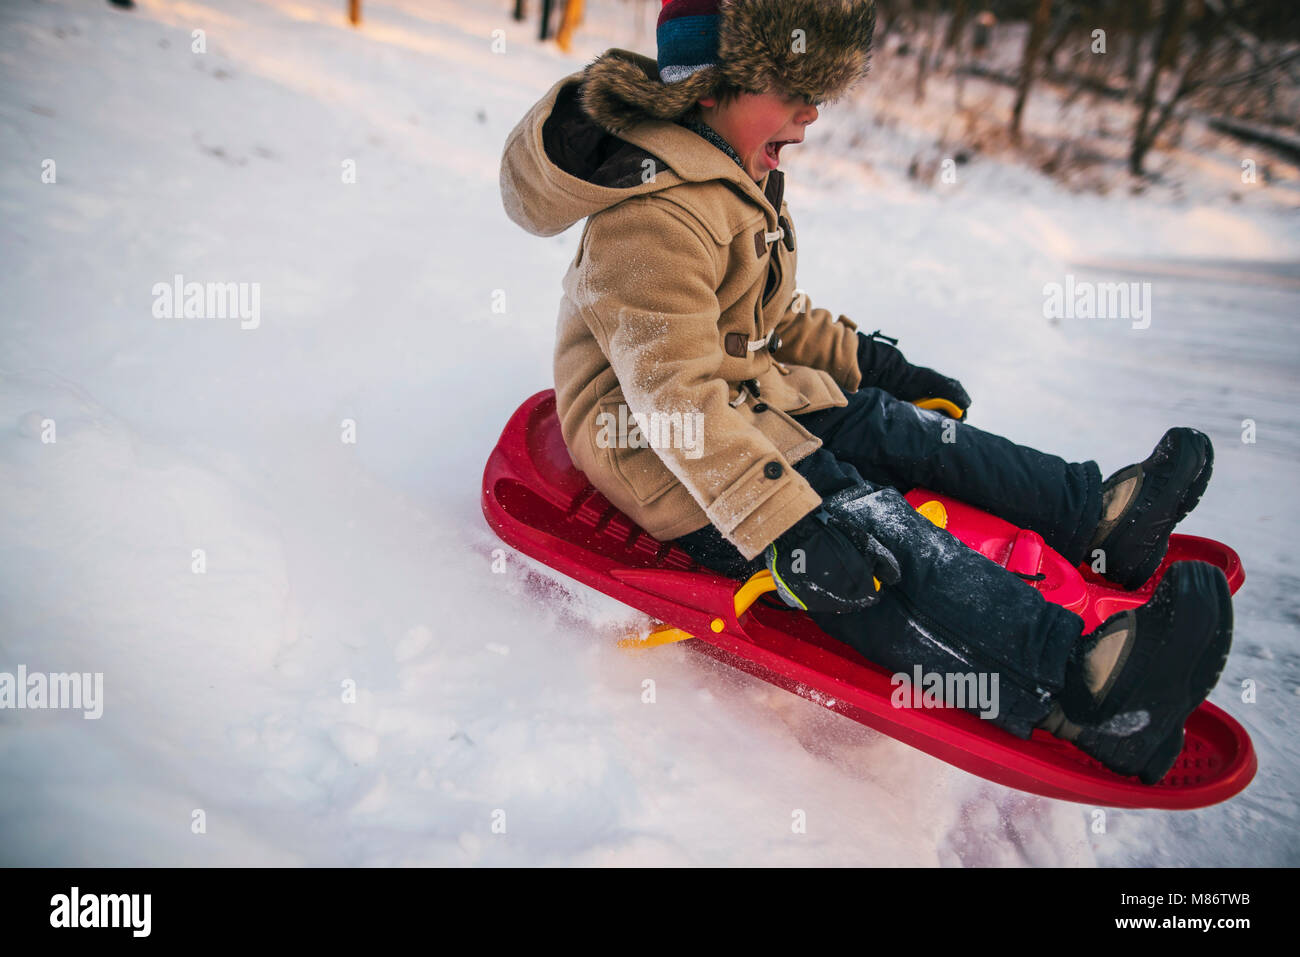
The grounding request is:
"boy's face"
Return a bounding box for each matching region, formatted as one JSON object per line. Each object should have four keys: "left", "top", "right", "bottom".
{"left": 697, "top": 88, "right": 820, "bottom": 184}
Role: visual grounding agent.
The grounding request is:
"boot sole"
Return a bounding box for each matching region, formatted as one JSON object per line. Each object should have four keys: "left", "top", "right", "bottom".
{"left": 1106, "top": 429, "right": 1214, "bottom": 591}
{"left": 1076, "top": 561, "right": 1233, "bottom": 784}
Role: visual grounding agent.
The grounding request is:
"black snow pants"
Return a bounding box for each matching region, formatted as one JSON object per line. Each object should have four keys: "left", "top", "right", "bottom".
{"left": 672, "top": 386, "right": 1104, "bottom": 739}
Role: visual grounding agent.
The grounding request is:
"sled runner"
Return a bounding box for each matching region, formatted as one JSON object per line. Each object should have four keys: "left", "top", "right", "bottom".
{"left": 482, "top": 390, "right": 1256, "bottom": 809}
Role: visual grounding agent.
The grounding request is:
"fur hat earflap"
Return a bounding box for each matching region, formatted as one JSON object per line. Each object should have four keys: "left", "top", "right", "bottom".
{"left": 579, "top": 49, "right": 722, "bottom": 134}
{"left": 578, "top": 0, "right": 875, "bottom": 134}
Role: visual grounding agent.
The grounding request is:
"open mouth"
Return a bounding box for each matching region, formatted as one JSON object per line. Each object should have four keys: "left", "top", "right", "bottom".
{"left": 763, "top": 138, "right": 801, "bottom": 168}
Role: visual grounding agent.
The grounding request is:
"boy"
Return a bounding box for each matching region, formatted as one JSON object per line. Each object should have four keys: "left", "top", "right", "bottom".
{"left": 499, "top": 0, "right": 1232, "bottom": 784}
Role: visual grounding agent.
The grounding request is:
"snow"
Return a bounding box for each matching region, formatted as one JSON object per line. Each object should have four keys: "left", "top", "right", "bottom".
{"left": 2, "top": 0, "right": 1298, "bottom": 867}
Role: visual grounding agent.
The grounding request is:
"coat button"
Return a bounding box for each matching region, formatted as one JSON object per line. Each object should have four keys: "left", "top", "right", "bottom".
{"left": 763, "top": 461, "right": 783, "bottom": 480}
{"left": 753, "top": 402, "right": 768, "bottom": 413}
{"left": 779, "top": 216, "right": 795, "bottom": 251}
{"left": 767, "top": 333, "right": 782, "bottom": 355}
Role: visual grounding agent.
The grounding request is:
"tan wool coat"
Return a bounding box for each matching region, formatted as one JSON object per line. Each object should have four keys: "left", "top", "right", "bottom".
{"left": 500, "top": 50, "right": 864, "bottom": 561}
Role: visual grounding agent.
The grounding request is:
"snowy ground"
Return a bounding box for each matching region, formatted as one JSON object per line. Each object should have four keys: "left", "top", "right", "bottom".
{"left": 2, "top": 0, "right": 1297, "bottom": 866}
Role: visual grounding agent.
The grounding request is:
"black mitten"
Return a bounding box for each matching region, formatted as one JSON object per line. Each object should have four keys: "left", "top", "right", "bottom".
{"left": 856, "top": 330, "right": 971, "bottom": 416}
{"left": 764, "top": 502, "right": 901, "bottom": 614}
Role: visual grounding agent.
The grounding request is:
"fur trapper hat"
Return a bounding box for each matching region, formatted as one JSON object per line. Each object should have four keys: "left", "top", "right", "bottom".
{"left": 580, "top": 0, "right": 876, "bottom": 134}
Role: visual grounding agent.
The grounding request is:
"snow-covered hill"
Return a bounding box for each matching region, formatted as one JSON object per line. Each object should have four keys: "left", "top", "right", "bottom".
{"left": 2, "top": 0, "right": 1297, "bottom": 866}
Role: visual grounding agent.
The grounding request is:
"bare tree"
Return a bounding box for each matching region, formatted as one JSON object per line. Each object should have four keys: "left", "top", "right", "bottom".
{"left": 943, "top": 0, "right": 970, "bottom": 53}
{"left": 1130, "top": 0, "right": 1194, "bottom": 174}
{"left": 914, "top": 0, "right": 939, "bottom": 103}
{"left": 1124, "top": 0, "right": 1150, "bottom": 89}
{"left": 1011, "top": 0, "right": 1054, "bottom": 140}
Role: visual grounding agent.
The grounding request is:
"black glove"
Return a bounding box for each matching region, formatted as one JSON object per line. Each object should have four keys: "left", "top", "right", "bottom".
{"left": 764, "top": 498, "right": 901, "bottom": 614}
{"left": 856, "top": 330, "right": 971, "bottom": 417}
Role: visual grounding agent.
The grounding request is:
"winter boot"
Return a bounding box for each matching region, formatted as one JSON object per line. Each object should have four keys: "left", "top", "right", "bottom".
{"left": 1040, "top": 561, "right": 1233, "bottom": 784}
{"left": 1088, "top": 427, "right": 1214, "bottom": 590}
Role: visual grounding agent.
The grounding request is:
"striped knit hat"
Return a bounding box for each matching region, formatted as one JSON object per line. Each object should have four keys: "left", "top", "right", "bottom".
{"left": 657, "top": 0, "right": 722, "bottom": 84}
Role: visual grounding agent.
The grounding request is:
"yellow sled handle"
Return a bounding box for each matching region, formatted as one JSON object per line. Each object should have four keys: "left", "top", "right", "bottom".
{"left": 914, "top": 397, "right": 965, "bottom": 420}
{"left": 619, "top": 570, "right": 779, "bottom": 649}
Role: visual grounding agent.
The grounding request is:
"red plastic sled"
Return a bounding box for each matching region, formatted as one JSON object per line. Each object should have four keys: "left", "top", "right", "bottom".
{"left": 482, "top": 390, "right": 1257, "bottom": 809}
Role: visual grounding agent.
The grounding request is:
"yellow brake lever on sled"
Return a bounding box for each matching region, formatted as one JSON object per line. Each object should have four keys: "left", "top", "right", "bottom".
{"left": 618, "top": 501, "right": 950, "bottom": 651}
{"left": 914, "top": 397, "right": 966, "bottom": 420}
{"left": 618, "top": 569, "right": 779, "bottom": 650}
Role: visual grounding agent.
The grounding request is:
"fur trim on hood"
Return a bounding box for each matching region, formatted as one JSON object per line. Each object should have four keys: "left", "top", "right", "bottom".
{"left": 581, "top": 0, "right": 875, "bottom": 134}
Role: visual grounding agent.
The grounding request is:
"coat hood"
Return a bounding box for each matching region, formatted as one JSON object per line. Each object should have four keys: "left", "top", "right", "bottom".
{"left": 499, "top": 49, "right": 782, "bottom": 238}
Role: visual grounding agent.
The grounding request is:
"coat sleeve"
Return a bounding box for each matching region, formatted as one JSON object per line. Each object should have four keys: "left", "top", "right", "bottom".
{"left": 771, "top": 291, "right": 863, "bottom": 393}
{"left": 579, "top": 197, "right": 824, "bottom": 561}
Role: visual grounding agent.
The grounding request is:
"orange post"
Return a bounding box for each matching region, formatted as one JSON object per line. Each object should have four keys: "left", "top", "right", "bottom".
{"left": 556, "top": 0, "right": 583, "bottom": 52}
